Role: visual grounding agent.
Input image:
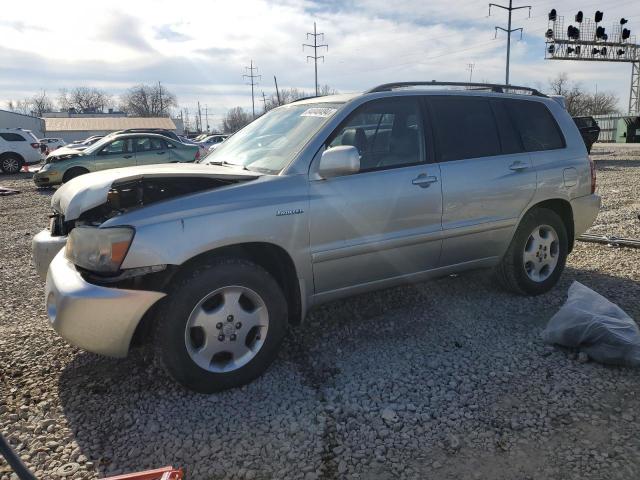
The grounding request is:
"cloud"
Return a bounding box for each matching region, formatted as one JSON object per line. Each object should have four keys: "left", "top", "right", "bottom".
{"left": 155, "top": 24, "right": 191, "bottom": 42}
{"left": 197, "top": 47, "right": 237, "bottom": 58}
{"left": 0, "top": 20, "right": 45, "bottom": 32}
{"left": 0, "top": 0, "right": 638, "bottom": 120}
{"left": 96, "top": 12, "right": 154, "bottom": 53}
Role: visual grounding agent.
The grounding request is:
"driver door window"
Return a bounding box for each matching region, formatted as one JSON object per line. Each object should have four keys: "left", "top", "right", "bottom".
{"left": 100, "top": 139, "right": 132, "bottom": 156}
{"left": 328, "top": 98, "right": 425, "bottom": 172}
{"left": 94, "top": 138, "right": 134, "bottom": 171}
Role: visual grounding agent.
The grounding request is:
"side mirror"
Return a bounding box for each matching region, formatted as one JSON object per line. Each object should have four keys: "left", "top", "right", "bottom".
{"left": 318, "top": 146, "right": 360, "bottom": 178}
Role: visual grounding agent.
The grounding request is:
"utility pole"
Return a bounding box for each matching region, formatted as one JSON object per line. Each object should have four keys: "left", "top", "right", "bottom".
{"left": 261, "top": 91, "right": 268, "bottom": 112}
{"left": 274, "top": 76, "right": 281, "bottom": 106}
{"left": 158, "top": 81, "right": 163, "bottom": 116}
{"left": 243, "top": 60, "right": 261, "bottom": 118}
{"left": 303, "top": 22, "right": 328, "bottom": 96}
{"left": 489, "top": 0, "right": 531, "bottom": 85}
{"left": 466, "top": 63, "right": 475, "bottom": 82}
{"left": 197, "top": 101, "right": 203, "bottom": 133}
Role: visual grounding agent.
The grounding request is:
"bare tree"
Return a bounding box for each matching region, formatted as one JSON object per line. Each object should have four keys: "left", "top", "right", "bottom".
{"left": 6, "top": 91, "right": 55, "bottom": 116}
{"left": 546, "top": 73, "right": 619, "bottom": 116}
{"left": 585, "top": 91, "right": 619, "bottom": 116}
{"left": 221, "top": 107, "right": 252, "bottom": 133}
{"left": 6, "top": 99, "right": 31, "bottom": 115}
{"left": 30, "top": 91, "right": 55, "bottom": 116}
{"left": 58, "top": 87, "right": 112, "bottom": 113}
{"left": 120, "top": 83, "right": 177, "bottom": 117}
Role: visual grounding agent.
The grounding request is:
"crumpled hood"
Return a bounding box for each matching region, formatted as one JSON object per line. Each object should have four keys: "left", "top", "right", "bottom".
{"left": 52, "top": 163, "right": 260, "bottom": 220}
{"left": 47, "top": 146, "right": 84, "bottom": 160}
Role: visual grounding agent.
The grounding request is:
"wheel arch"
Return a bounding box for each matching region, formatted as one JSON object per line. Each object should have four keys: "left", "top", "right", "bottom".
{"left": 62, "top": 166, "right": 90, "bottom": 182}
{"left": 522, "top": 198, "right": 574, "bottom": 252}
{"left": 0, "top": 151, "right": 25, "bottom": 163}
{"left": 133, "top": 242, "right": 303, "bottom": 348}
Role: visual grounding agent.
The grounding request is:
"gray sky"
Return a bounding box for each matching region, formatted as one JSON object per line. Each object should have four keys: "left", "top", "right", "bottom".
{"left": 1, "top": 0, "right": 639, "bottom": 126}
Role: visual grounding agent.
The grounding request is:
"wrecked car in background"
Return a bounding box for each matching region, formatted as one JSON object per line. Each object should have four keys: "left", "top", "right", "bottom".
{"left": 32, "top": 82, "right": 600, "bottom": 393}
{"left": 33, "top": 133, "right": 200, "bottom": 187}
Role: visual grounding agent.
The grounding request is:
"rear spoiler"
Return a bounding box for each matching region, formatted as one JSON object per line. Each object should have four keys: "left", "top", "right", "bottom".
{"left": 549, "top": 95, "right": 567, "bottom": 110}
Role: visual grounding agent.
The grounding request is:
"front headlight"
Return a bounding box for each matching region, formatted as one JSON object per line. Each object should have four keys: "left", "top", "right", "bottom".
{"left": 65, "top": 226, "right": 135, "bottom": 273}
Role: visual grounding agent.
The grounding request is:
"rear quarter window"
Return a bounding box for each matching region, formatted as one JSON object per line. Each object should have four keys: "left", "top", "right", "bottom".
{"left": 0, "top": 133, "right": 26, "bottom": 142}
{"left": 506, "top": 100, "right": 565, "bottom": 152}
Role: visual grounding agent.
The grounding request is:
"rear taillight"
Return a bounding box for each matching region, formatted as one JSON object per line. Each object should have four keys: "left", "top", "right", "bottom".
{"left": 31, "top": 142, "right": 40, "bottom": 149}
{"left": 194, "top": 149, "right": 201, "bottom": 161}
{"left": 589, "top": 155, "right": 596, "bottom": 194}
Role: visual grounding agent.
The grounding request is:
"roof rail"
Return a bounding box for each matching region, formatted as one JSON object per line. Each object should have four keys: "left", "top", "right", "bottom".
{"left": 289, "top": 95, "right": 319, "bottom": 104}
{"left": 365, "top": 81, "right": 547, "bottom": 97}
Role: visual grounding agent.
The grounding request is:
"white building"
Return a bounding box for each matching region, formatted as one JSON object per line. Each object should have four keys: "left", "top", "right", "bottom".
{"left": 0, "top": 109, "right": 45, "bottom": 138}
{"left": 43, "top": 117, "right": 178, "bottom": 143}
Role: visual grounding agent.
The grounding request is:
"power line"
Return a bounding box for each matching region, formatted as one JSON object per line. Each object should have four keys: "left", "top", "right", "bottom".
{"left": 490, "top": 0, "right": 532, "bottom": 85}
{"left": 331, "top": 38, "right": 499, "bottom": 78}
{"left": 303, "top": 22, "right": 328, "bottom": 96}
{"left": 243, "top": 60, "right": 261, "bottom": 118}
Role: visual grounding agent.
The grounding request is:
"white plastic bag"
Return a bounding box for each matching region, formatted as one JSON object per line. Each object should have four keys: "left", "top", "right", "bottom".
{"left": 541, "top": 281, "right": 640, "bottom": 367}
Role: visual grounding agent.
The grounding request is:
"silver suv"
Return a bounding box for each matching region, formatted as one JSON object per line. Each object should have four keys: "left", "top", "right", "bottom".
{"left": 32, "top": 82, "right": 600, "bottom": 392}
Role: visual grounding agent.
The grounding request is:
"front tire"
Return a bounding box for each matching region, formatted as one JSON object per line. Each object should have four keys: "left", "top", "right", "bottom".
{"left": 495, "top": 208, "right": 568, "bottom": 296}
{"left": 154, "top": 258, "right": 288, "bottom": 393}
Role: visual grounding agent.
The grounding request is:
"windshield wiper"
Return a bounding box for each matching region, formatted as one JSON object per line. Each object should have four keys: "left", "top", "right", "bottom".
{"left": 221, "top": 160, "right": 248, "bottom": 170}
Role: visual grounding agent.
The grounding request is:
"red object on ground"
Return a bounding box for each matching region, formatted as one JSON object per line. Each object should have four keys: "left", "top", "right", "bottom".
{"left": 101, "top": 466, "right": 184, "bottom": 480}
{"left": 21, "top": 163, "right": 30, "bottom": 173}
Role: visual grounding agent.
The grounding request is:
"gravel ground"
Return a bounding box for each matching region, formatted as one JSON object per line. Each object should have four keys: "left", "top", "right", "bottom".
{"left": 1, "top": 144, "right": 639, "bottom": 480}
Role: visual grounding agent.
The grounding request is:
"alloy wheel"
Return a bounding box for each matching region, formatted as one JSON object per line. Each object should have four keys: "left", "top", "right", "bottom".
{"left": 184, "top": 286, "right": 269, "bottom": 373}
{"left": 2, "top": 157, "right": 20, "bottom": 174}
{"left": 523, "top": 224, "right": 559, "bottom": 282}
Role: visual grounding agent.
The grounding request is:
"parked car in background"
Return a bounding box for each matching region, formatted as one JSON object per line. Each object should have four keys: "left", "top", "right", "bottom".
{"left": 32, "top": 82, "right": 600, "bottom": 392}
{"left": 33, "top": 132, "right": 200, "bottom": 186}
{"left": 178, "top": 135, "right": 200, "bottom": 145}
{"left": 113, "top": 128, "right": 182, "bottom": 143}
{"left": 573, "top": 116, "right": 600, "bottom": 153}
{"left": 198, "top": 134, "right": 228, "bottom": 150}
{"left": 0, "top": 128, "right": 43, "bottom": 173}
{"left": 39, "top": 138, "right": 66, "bottom": 153}
{"left": 67, "top": 136, "right": 104, "bottom": 150}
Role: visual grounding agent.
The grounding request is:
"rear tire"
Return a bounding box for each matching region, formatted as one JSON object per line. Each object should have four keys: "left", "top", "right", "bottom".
{"left": 495, "top": 208, "right": 568, "bottom": 296}
{"left": 154, "top": 258, "right": 288, "bottom": 393}
{"left": 1, "top": 155, "right": 23, "bottom": 174}
{"left": 62, "top": 167, "right": 89, "bottom": 183}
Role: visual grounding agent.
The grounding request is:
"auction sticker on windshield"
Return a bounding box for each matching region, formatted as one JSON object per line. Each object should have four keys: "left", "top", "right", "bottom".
{"left": 301, "top": 107, "right": 337, "bottom": 118}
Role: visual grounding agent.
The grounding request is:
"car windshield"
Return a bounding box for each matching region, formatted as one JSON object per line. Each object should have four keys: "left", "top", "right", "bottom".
{"left": 82, "top": 136, "right": 118, "bottom": 154}
{"left": 203, "top": 103, "right": 342, "bottom": 174}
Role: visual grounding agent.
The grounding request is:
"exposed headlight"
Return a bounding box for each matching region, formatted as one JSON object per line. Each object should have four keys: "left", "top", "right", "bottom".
{"left": 65, "top": 226, "right": 135, "bottom": 273}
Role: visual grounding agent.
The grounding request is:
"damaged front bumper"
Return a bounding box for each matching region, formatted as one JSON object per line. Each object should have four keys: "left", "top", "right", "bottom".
{"left": 45, "top": 251, "right": 165, "bottom": 357}
{"left": 32, "top": 229, "right": 68, "bottom": 280}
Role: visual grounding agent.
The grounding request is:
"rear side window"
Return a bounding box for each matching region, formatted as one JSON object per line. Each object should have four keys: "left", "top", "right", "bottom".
{"left": 490, "top": 100, "right": 524, "bottom": 154}
{"left": 429, "top": 97, "right": 501, "bottom": 162}
{"left": 506, "top": 100, "right": 565, "bottom": 151}
{"left": 0, "top": 133, "right": 26, "bottom": 142}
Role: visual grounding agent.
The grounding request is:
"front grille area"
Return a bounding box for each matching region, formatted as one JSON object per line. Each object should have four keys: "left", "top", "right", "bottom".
{"left": 49, "top": 214, "right": 67, "bottom": 236}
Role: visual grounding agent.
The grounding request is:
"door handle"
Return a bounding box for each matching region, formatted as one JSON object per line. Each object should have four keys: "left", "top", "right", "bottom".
{"left": 123, "top": 155, "right": 132, "bottom": 159}
{"left": 509, "top": 161, "right": 529, "bottom": 171}
{"left": 412, "top": 174, "right": 438, "bottom": 188}
{"left": 156, "top": 151, "right": 166, "bottom": 155}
